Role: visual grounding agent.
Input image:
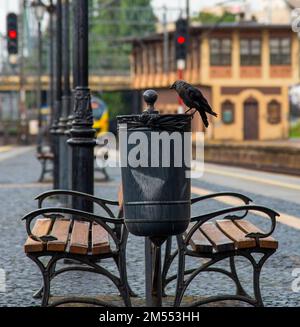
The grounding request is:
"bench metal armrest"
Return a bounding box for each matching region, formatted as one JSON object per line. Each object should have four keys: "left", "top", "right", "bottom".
{"left": 191, "top": 192, "right": 252, "bottom": 221}
{"left": 191, "top": 192, "right": 252, "bottom": 205}
{"left": 186, "top": 205, "right": 279, "bottom": 245}
{"left": 35, "top": 190, "right": 119, "bottom": 218}
{"left": 22, "top": 207, "right": 124, "bottom": 246}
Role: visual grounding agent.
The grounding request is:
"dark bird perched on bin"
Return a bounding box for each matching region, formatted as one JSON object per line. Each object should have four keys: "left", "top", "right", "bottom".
{"left": 170, "top": 80, "right": 218, "bottom": 128}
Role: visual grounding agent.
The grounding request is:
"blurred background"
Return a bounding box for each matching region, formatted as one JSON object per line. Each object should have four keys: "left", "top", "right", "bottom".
{"left": 1, "top": 0, "right": 300, "bottom": 173}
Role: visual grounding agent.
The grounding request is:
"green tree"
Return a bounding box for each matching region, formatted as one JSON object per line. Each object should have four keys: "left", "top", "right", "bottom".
{"left": 89, "top": 0, "right": 156, "bottom": 117}
{"left": 89, "top": 0, "right": 156, "bottom": 73}
{"left": 193, "top": 11, "right": 236, "bottom": 24}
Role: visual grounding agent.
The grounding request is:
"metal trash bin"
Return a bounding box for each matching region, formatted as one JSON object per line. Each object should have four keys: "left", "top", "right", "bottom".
{"left": 118, "top": 90, "right": 192, "bottom": 243}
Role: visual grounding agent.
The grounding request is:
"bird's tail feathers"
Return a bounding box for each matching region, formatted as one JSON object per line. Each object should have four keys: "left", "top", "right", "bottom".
{"left": 200, "top": 111, "right": 209, "bottom": 128}
{"left": 203, "top": 104, "right": 218, "bottom": 117}
{"left": 196, "top": 102, "right": 218, "bottom": 118}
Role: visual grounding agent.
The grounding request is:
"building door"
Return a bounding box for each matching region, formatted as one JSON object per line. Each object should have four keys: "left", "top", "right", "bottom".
{"left": 244, "top": 98, "right": 259, "bottom": 140}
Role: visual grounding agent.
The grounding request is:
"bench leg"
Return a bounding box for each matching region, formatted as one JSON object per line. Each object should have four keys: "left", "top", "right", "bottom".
{"left": 41, "top": 271, "right": 51, "bottom": 307}
{"left": 113, "top": 256, "right": 137, "bottom": 298}
{"left": 229, "top": 256, "right": 248, "bottom": 297}
{"left": 33, "top": 262, "right": 56, "bottom": 299}
{"left": 174, "top": 248, "right": 275, "bottom": 307}
{"left": 101, "top": 168, "right": 110, "bottom": 181}
{"left": 250, "top": 251, "right": 274, "bottom": 307}
{"left": 116, "top": 250, "right": 132, "bottom": 307}
{"left": 174, "top": 235, "right": 186, "bottom": 307}
{"left": 38, "top": 159, "right": 47, "bottom": 183}
{"left": 161, "top": 237, "right": 173, "bottom": 296}
{"left": 29, "top": 255, "right": 55, "bottom": 307}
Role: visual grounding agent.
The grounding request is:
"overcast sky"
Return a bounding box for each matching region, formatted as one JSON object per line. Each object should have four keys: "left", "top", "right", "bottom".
{"left": 0, "top": 0, "right": 261, "bottom": 34}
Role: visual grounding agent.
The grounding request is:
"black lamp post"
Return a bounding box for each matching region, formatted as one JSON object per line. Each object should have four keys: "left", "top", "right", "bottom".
{"left": 66, "top": 0, "right": 79, "bottom": 191}
{"left": 51, "top": 0, "right": 62, "bottom": 189}
{"left": 57, "top": 0, "right": 71, "bottom": 192}
{"left": 46, "top": 0, "right": 55, "bottom": 128}
{"left": 31, "top": 0, "right": 46, "bottom": 133}
{"left": 68, "top": 0, "right": 96, "bottom": 212}
{"left": 31, "top": 0, "right": 55, "bottom": 137}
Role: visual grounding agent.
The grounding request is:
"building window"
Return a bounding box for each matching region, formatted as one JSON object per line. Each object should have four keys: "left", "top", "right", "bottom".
{"left": 240, "top": 38, "right": 261, "bottom": 65}
{"left": 270, "top": 37, "right": 291, "bottom": 65}
{"left": 210, "top": 38, "right": 232, "bottom": 66}
{"left": 267, "top": 100, "right": 281, "bottom": 124}
{"left": 221, "top": 100, "right": 235, "bottom": 124}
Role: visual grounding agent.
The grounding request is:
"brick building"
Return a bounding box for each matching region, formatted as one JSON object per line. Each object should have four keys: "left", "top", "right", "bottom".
{"left": 129, "top": 23, "right": 299, "bottom": 141}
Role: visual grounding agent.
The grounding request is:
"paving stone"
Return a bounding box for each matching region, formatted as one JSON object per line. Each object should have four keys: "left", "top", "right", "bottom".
{"left": 0, "top": 148, "right": 299, "bottom": 306}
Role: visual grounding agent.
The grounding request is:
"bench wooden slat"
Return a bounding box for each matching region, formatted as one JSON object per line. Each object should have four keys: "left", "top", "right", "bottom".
{"left": 233, "top": 220, "right": 278, "bottom": 249}
{"left": 24, "top": 219, "right": 53, "bottom": 253}
{"left": 37, "top": 153, "right": 54, "bottom": 160}
{"left": 187, "top": 225, "right": 213, "bottom": 253}
{"left": 47, "top": 219, "right": 71, "bottom": 252}
{"left": 92, "top": 223, "right": 111, "bottom": 255}
{"left": 69, "top": 221, "right": 90, "bottom": 255}
{"left": 216, "top": 220, "right": 256, "bottom": 249}
{"left": 200, "top": 222, "right": 235, "bottom": 252}
{"left": 118, "top": 185, "right": 124, "bottom": 209}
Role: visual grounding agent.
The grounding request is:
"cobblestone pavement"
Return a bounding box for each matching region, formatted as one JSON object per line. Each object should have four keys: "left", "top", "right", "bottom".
{"left": 0, "top": 147, "right": 300, "bottom": 307}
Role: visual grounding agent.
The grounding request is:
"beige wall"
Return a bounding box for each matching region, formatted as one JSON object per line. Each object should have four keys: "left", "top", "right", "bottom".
{"left": 214, "top": 88, "right": 289, "bottom": 141}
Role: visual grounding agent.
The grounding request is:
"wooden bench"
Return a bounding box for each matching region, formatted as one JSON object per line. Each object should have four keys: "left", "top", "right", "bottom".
{"left": 36, "top": 147, "right": 110, "bottom": 183}
{"left": 36, "top": 152, "right": 54, "bottom": 183}
{"left": 188, "top": 220, "right": 278, "bottom": 253}
{"left": 161, "top": 194, "right": 279, "bottom": 307}
{"left": 23, "top": 189, "right": 131, "bottom": 307}
{"left": 24, "top": 219, "right": 111, "bottom": 255}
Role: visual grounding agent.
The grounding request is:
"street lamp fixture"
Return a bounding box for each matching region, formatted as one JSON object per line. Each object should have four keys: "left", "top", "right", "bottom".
{"left": 31, "top": 0, "right": 47, "bottom": 23}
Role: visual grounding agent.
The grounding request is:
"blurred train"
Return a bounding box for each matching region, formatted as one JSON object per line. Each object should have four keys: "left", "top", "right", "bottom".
{"left": 91, "top": 96, "right": 109, "bottom": 137}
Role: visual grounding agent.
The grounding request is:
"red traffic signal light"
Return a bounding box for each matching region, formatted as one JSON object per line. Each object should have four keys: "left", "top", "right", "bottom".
{"left": 177, "top": 36, "right": 186, "bottom": 45}
{"left": 8, "top": 30, "right": 17, "bottom": 39}
{"left": 175, "top": 19, "right": 188, "bottom": 61}
{"left": 6, "top": 13, "right": 18, "bottom": 55}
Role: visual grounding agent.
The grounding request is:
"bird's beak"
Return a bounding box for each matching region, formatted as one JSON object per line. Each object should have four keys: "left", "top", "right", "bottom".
{"left": 170, "top": 85, "right": 174, "bottom": 89}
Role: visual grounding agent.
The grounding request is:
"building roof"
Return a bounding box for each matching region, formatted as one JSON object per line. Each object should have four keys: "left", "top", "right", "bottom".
{"left": 125, "top": 22, "right": 292, "bottom": 44}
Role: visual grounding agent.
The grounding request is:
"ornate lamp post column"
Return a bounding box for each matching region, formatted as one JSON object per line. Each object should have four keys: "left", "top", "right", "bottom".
{"left": 68, "top": 0, "right": 96, "bottom": 212}
{"left": 57, "top": 0, "right": 71, "bottom": 192}
{"left": 66, "top": 0, "right": 79, "bottom": 191}
{"left": 31, "top": 0, "right": 46, "bottom": 147}
{"left": 51, "top": 0, "right": 62, "bottom": 189}
{"left": 47, "top": 0, "right": 55, "bottom": 128}
{"left": 32, "top": 0, "right": 56, "bottom": 149}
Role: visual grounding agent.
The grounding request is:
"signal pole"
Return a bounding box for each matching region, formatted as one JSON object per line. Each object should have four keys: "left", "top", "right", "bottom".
{"left": 175, "top": 18, "right": 188, "bottom": 113}
{"left": 186, "top": 0, "right": 190, "bottom": 23}
{"left": 177, "top": 60, "right": 185, "bottom": 114}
